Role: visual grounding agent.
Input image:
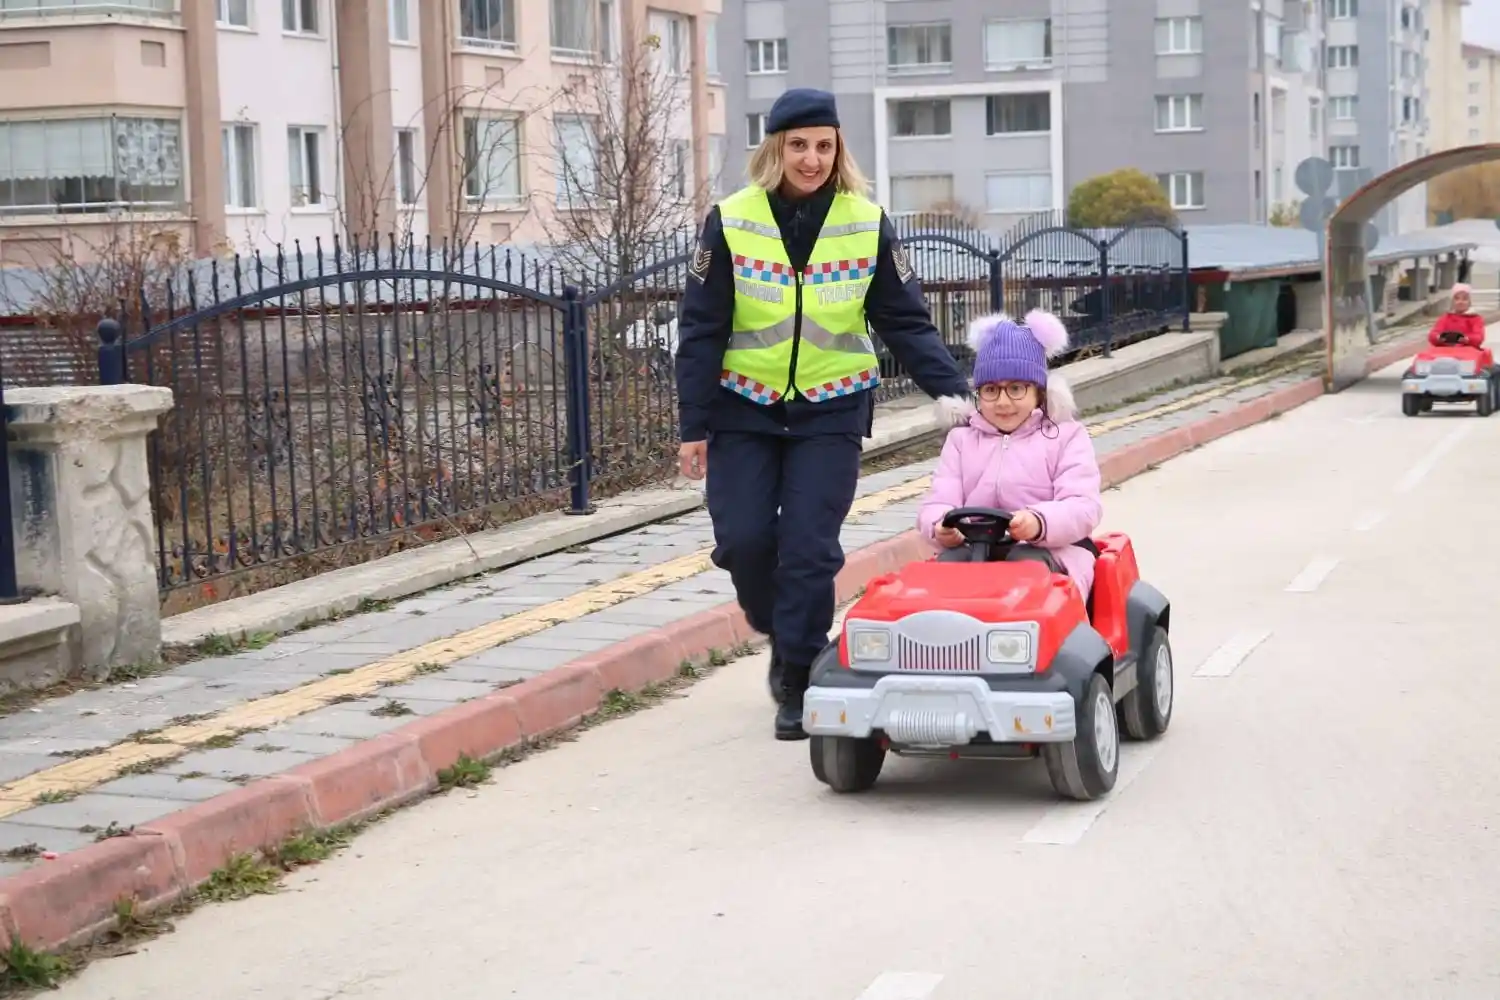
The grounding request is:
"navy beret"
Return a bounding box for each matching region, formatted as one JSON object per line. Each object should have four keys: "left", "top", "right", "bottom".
{"left": 765, "top": 88, "right": 841, "bottom": 134}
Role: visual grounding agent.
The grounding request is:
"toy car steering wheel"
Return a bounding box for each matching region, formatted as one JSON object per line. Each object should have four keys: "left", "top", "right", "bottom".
{"left": 1437, "top": 330, "right": 1466, "bottom": 345}
{"left": 941, "top": 506, "right": 1015, "bottom": 547}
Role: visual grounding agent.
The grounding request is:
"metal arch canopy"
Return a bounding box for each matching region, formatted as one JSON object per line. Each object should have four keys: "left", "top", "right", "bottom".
{"left": 1324, "top": 143, "right": 1500, "bottom": 391}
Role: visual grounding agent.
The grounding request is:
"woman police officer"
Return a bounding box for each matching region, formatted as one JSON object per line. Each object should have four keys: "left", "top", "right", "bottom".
{"left": 674, "top": 88, "right": 973, "bottom": 740}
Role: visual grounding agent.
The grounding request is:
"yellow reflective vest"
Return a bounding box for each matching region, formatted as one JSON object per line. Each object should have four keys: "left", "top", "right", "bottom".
{"left": 717, "top": 185, "right": 883, "bottom": 404}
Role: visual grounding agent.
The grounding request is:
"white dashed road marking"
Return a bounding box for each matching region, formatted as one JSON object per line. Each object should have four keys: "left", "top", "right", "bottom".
{"left": 1194, "top": 629, "right": 1273, "bottom": 678}
{"left": 1396, "top": 423, "right": 1473, "bottom": 493}
{"left": 1285, "top": 555, "right": 1341, "bottom": 593}
{"left": 855, "top": 972, "right": 945, "bottom": 1000}
{"left": 1353, "top": 509, "right": 1386, "bottom": 532}
{"left": 1020, "top": 747, "right": 1162, "bottom": 846}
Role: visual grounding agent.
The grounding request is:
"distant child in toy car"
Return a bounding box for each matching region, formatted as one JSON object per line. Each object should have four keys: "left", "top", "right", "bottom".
{"left": 916, "top": 309, "right": 1104, "bottom": 597}
{"left": 1427, "top": 283, "right": 1486, "bottom": 348}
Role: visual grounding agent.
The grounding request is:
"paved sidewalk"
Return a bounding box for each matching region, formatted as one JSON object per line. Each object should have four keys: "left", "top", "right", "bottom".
{"left": 0, "top": 324, "right": 1431, "bottom": 958}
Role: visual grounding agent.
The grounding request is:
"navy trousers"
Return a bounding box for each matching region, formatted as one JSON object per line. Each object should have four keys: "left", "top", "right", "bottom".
{"left": 705, "top": 431, "right": 863, "bottom": 670}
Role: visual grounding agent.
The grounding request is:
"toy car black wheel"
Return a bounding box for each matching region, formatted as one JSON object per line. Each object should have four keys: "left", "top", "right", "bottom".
{"left": 811, "top": 736, "right": 886, "bottom": 794}
{"left": 1119, "top": 625, "right": 1173, "bottom": 741}
{"left": 1402, "top": 394, "right": 1421, "bottom": 417}
{"left": 1479, "top": 389, "right": 1494, "bottom": 418}
{"left": 1042, "top": 672, "right": 1120, "bottom": 802}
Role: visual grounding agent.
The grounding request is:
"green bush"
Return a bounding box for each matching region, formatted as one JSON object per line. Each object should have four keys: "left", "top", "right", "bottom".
{"left": 1067, "top": 168, "right": 1179, "bottom": 228}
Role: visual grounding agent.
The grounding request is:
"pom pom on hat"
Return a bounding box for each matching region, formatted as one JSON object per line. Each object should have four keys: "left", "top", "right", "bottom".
{"left": 1024, "top": 308, "right": 1070, "bottom": 358}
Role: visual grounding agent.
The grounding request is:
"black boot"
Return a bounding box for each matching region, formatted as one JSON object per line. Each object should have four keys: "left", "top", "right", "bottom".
{"left": 774, "top": 664, "right": 810, "bottom": 741}
{"left": 767, "top": 644, "right": 786, "bottom": 706}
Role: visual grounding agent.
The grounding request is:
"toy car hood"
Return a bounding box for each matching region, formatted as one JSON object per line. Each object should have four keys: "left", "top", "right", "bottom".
{"left": 846, "top": 560, "right": 1077, "bottom": 626}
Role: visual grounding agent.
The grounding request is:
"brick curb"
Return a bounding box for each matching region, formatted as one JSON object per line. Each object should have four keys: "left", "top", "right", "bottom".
{"left": 0, "top": 340, "right": 1416, "bottom": 955}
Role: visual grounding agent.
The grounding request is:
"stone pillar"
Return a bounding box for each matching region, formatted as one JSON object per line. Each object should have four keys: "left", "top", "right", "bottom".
{"left": 6, "top": 386, "right": 174, "bottom": 676}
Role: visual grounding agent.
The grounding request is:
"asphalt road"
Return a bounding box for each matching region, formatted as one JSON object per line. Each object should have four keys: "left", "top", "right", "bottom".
{"left": 56, "top": 360, "right": 1500, "bottom": 1000}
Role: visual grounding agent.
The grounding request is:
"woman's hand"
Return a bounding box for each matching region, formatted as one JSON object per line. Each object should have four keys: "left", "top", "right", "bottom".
{"left": 934, "top": 524, "right": 965, "bottom": 548}
{"left": 679, "top": 441, "right": 707, "bottom": 480}
{"left": 1008, "top": 510, "right": 1042, "bottom": 542}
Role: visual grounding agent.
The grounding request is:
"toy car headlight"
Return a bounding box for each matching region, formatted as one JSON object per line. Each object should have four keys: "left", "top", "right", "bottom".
{"left": 850, "top": 628, "right": 891, "bottom": 662}
{"left": 1414, "top": 360, "right": 1432, "bottom": 375}
{"left": 1457, "top": 359, "right": 1478, "bottom": 375}
{"left": 986, "top": 629, "right": 1031, "bottom": 664}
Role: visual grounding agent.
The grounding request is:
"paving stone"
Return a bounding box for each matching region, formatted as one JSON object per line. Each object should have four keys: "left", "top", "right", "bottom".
{"left": 501, "top": 633, "right": 614, "bottom": 654}
{"left": 0, "top": 752, "right": 65, "bottom": 783}
{"left": 362, "top": 697, "right": 460, "bottom": 718}
{"left": 261, "top": 651, "right": 401, "bottom": 676}
{"left": 0, "top": 859, "right": 36, "bottom": 878}
{"left": 29, "top": 713, "right": 182, "bottom": 745}
{"left": 548, "top": 618, "right": 653, "bottom": 641}
{"left": 0, "top": 820, "right": 95, "bottom": 855}
{"left": 93, "top": 772, "right": 242, "bottom": 803}
{"left": 375, "top": 677, "right": 500, "bottom": 703}
{"left": 0, "top": 736, "right": 114, "bottom": 757}
{"left": 248, "top": 729, "right": 357, "bottom": 756}
{"left": 410, "top": 604, "right": 516, "bottom": 631}
{"left": 452, "top": 646, "right": 577, "bottom": 671}
{"left": 8, "top": 793, "right": 184, "bottom": 832}
{"left": 311, "top": 641, "right": 413, "bottom": 658}
{"left": 484, "top": 581, "right": 589, "bottom": 601}
{"left": 291, "top": 610, "right": 410, "bottom": 644}
{"left": 389, "top": 595, "right": 468, "bottom": 615}
{"left": 435, "top": 662, "right": 538, "bottom": 685}
{"left": 233, "top": 641, "right": 326, "bottom": 661}
{"left": 158, "top": 746, "right": 313, "bottom": 780}
{"left": 275, "top": 707, "right": 414, "bottom": 741}
{"left": 581, "top": 601, "right": 697, "bottom": 628}
{"left": 350, "top": 616, "right": 483, "bottom": 648}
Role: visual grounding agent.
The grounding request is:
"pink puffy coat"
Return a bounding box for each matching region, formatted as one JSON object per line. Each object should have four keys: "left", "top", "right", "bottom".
{"left": 916, "top": 408, "right": 1104, "bottom": 596}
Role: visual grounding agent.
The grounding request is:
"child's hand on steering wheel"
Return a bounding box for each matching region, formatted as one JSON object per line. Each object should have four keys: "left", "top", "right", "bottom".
{"left": 934, "top": 524, "right": 965, "bottom": 548}
{"left": 1009, "top": 510, "right": 1042, "bottom": 542}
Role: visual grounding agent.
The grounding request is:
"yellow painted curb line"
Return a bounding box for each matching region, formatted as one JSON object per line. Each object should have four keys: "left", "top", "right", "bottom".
{"left": 0, "top": 364, "right": 1301, "bottom": 814}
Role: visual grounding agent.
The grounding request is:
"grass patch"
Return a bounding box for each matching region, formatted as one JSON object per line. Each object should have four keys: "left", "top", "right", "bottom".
{"left": 0, "top": 938, "right": 71, "bottom": 991}
{"left": 436, "top": 754, "right": 491, "bottom": 790}
{"left": 32, "top": 789, "right": 76, "bottom": 806}
{"left": 370, "top": 700, "right": 414, "bottom": 718}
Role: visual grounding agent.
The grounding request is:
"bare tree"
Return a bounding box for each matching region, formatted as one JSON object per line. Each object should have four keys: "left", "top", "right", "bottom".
{"left": 541, "top": 28, "right": 706, "bottom": 280}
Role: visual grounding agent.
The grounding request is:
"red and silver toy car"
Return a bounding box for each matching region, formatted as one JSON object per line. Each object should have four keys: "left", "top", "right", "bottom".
{"left": 802, "top": 507, "right": 1173, "bottom": 801}
{"left": 1401, "top": 331, "right": 1497, "bottom": 417}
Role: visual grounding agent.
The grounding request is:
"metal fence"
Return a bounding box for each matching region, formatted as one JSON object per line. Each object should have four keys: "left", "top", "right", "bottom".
{"left": 89, "top": 216, "right": 1187, "bottom": 609}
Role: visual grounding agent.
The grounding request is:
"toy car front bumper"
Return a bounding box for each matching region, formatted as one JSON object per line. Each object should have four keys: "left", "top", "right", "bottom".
{"left": 1402, "top": 374, "right": 1489, "bottom": 397}
{"left": 802, "top": 675, "right": 1076, "bottom": 745}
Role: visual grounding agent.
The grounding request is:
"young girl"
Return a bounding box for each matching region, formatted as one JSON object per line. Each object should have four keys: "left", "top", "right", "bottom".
{"left": 1427, "top": 283, "right": 1486, "bottom": 348}
{"left": 916, "top": 309, "right": 1104, "bottom": 597}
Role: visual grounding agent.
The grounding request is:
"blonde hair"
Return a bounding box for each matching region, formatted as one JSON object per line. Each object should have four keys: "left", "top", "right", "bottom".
{"left": 745, "top": 129, "right": 870, "bottom": 198}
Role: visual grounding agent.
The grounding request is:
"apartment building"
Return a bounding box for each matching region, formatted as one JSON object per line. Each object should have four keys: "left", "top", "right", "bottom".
{"left": 0, "top": 0, "right": 725, "bottom": 264}
{"left": 718, "top": 0, "right": 1430, "bottom": 233}
{"left": 1459, "top": 43, "right": 1500, "bottom": 144}
{"left": 1427, "top": 0, "right": 1469, "bottom": 152}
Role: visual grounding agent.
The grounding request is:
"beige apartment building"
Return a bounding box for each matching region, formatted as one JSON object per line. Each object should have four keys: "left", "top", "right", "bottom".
{"left": 0, "top": 0, "right": 726, "bottom": 264}
{"left": 1460, "top": 43, "right": 1500, "bottom": 146}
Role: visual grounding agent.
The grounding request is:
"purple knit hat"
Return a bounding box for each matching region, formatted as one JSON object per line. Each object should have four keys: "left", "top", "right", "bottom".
{"left": 968, "top": 309, "right": 1070, "bottom": 388}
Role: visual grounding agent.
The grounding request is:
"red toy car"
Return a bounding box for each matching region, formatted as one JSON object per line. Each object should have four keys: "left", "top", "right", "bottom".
{"left": 801, "top": 507, "right": 1173, "bottom": 801}
{"left": 1401, "top": 331, "right": 1497, "bottom": 417}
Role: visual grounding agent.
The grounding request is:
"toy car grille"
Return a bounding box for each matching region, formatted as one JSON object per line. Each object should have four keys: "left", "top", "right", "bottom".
{"left": 1430, "top": 358, "right": 1462, "bottom": 375}
{"left": 897, "top": 634, "right": 983, "bottom": 673}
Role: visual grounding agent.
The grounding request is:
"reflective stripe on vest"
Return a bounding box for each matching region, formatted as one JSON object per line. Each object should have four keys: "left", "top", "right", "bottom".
{"left": 717, "top": 185, "right": 883, "bottom": 404}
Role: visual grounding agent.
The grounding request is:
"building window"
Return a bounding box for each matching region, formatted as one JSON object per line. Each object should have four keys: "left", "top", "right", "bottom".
{"left": 671, "top": 139, "right": 690, "bottom": 200}
{"left": 551, "top": 0, "right": 595, "bottom": 56}
{"left": 1471, "top": 128, "right": 1482, "bottom": 141}
{"left": 647, "top": 10, "right": 686, "bottom": 75}
{"left": 553, "top": 114, "right": 597, "bottom": 202}
{"left": 387, "top": 0, "right": 410, "bottom": 41}
{"left": 705, "top": 14, "right": 719, "bottom": 77}
{"left": 1470, "top": 105, "right": 1481, "bottom": 118}
{"left": 1326, "top": 45, "right": 1358, "bottom": 69}
{"left": 708, "top": 134, "right": 727, "bottom": 194}
{"left": 286, "top": 126, "right": 323, "bottom": 206}
{"left": 1330, "top": 144, "right": 1360, "bottom": 169}
{"left": 1156, "top": 171, "right": 1204, "bottom": 210}
{"left": 1154, "top": 16, "right": 1202, "bottom": 54}
{"left": 1468, "top": 58, "right": 1480, "bottom": 71}
{"left": 984, "top": 172, "right": 1051, "bottom": 213}
{"left": 1403, "top": 96, "right": 1419, "bottom": 123}
{"left": 985, "top": 93, "right": 1050, "bottom": 134}
{"left": 891, "top": 99, "right": 951, "bottom": 138}
{"left": 395, "top": 128, "right": 417, "bottom": 205}
{"left": 599, "top": 0, "right": 614, "bottom": 60}
{"left": 459, "top": 0, "right": 516, "bottom": 49}
{"left": 1471, "top": 82, "right": 1481, "bottom": 95}
{"left": 463, "top": 115, "right": 522, "bottom": 202}
{"left": 887, "top": 23, "right": 951, "bottom": 72}
{"left": 889, "top": 173, "right": 953, "bottom": 214}
{"left": 217, "top": 0, "right": 250, "bottom": 27}
{"left": 983, "top": 17, "right": 1051, "bottom": 69}
{"left": 1310, "top": 97, "right": 1321, "bottom": 137}
{"left": 1329, "top": 95, "right": 1357, "bottom": 119}
{"left": 746, "top": 38, "right": 788, "bottom": 74}
{"left": 746, "top": 112, "right": 766, "bottom": 148}
{"left": 1330, "top": 0, "right": 1357, "bottom": 18}
{"left": 282, "top": 0, "right": 317, "bottom": 34}
{"left": 222, "top": 123, "right": 256, "bottom": 209}
{"left": 0, "top": 116, "right": 185, "bottom": 215}
{"left": 1155, "top": 94, "right": 1203, "bottom": 131}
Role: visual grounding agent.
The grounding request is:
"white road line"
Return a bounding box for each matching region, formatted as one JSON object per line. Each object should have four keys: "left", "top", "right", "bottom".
{"left": 1285, "top": 555, "right": 1341, "bottom": 593}
{"left": 855, "top": 972, "right": 945, "bottom": 1000}
{"left": 1020, "top": 747, "right": 1161, "bottom": 847}
{"left": 1353, "top": 509, "right": 1386, "bottom": 532}
{"left": 1194, "top": 629, "right": 1273, "bottom": 678}
{"left": 1396, "top": 423, "right": 1473, "bottom": 494}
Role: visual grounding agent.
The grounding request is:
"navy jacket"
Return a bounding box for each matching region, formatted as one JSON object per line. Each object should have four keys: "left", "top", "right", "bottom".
{"left": 675, "top": 185, "right": 969, "bottom": 443}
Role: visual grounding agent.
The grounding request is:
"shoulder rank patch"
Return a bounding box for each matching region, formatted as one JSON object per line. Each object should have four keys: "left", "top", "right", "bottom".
{"left": 689, "top": 240, "right": 713, "bottom": 283}
{"left": 891, "top": 239, "right": 915, "bottom": 284}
